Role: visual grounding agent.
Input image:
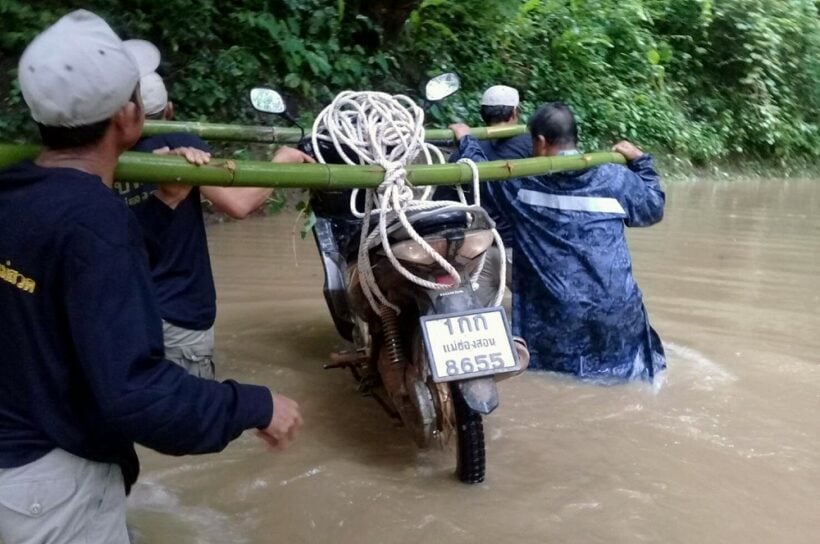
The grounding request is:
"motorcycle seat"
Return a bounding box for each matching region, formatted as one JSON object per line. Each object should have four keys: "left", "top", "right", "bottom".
{"left": 387, "top": 209, "right": 469, "bottom": 242}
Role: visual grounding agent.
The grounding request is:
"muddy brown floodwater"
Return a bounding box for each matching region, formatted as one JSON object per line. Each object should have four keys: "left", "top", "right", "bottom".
{"left": 127, "top": 178, "right": 819, "bottom": 544}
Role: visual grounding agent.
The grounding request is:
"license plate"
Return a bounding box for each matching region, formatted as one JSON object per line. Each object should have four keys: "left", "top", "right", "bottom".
{"left": 420, "top": 307, "right": 520, "bottom": 383}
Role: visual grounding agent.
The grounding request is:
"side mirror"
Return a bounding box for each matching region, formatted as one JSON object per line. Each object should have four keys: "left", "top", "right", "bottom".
{"left": 250, "top": 87, "right": 286, "bottom": 114}
{"left": 425, "top": 72, "right": 461, "bottom": 102}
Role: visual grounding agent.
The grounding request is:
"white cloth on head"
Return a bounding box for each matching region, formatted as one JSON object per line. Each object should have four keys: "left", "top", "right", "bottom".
{"left": 18, "top": 10, "right": 149, "bottom": 127}
{"left": 480, "top": 85, "right": 519, "bottom": 107}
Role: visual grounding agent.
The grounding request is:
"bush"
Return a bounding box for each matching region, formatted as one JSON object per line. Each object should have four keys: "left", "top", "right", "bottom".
{"left": 1, "top": 0, "right": 818, "bottom": 164}
{"left": 405, "top": 0, "right": 819, "bottom": 163}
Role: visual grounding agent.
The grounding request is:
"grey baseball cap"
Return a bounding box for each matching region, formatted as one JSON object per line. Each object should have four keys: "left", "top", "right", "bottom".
{"left": 18, "top": 10, "right": 150, "bottom": 127}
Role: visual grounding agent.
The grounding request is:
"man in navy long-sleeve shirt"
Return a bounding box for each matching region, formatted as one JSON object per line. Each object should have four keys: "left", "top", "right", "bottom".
{"left": 450, "top": 102, "right": 666, "bottom": 381}
{"left": 116, "top": 40, "right": 315, "bottom": 380}
{"left": 447, "top": 85, "right": 532, "bottom": 252}
{"left": 0, "top": 11, "right": 301, "bottom": 544}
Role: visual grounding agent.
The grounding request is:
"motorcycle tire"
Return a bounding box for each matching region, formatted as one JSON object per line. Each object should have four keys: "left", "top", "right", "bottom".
{"left": 452, "top": 383, "right": 485, "bottom": 484}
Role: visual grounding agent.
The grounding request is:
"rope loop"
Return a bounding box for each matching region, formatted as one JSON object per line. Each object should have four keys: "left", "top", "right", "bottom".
{"left": 311, "top": 91, "right": 506, "bottom": 313}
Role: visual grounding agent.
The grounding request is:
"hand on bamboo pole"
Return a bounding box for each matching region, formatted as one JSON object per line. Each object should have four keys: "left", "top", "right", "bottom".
{"left": 151, "top": 145, "right": 211, "bottom": 209}
{"left": 448, "top": 123, "right": 473, "bottom": 141}
{"left": 153, "top": 145, "right": 212, "bottom": 166}
{"left": 612, "top": 141, "right": 644, "bottom": 162}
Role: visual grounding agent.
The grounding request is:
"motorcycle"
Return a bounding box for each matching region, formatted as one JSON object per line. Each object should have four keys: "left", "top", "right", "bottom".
{"left": 250, "top": 76, "right": 528, "bottom": 483}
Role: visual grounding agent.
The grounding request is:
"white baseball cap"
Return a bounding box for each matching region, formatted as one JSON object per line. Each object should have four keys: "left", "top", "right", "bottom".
{"left": 123, "top": 39, "right": 160, "bottom": 75}
{"left": 18, "top": 10, "right": 150, "bottom": 127}
{"left": 122, "top": 40, "right": 167, "bottom": 115}
{"left": 480, "top": 85, "right": 520, "bottom": 107}
{"left": 138, "top": 72, "right": 169, "bottom": 116}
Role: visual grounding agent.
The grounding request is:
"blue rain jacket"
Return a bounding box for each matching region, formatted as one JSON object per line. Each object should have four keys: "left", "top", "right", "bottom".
{"left": 445, "top": 133, "right": 532, "bottom": 248}
{"left": 457, "top": 136, "right": 666, "bottom": 381}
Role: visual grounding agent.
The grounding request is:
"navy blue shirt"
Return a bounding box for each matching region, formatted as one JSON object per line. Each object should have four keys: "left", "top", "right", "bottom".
{"left": 114, "top": 134, "right": 216, "bottom": 330}
{"left": 447, "top": 133, "right": 533, "bottom": 247}
{"left": 475, "top": 133, "right": 533, "bottom": 162}
{"left": 0, "top": 161, "right": 272, "bottom": 491}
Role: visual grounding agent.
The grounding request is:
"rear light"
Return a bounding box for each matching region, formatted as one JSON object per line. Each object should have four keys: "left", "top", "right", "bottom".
{"left": 458, "top": 230, "right": 494, "bottom": 259}
{"left": 389, "top": 229, "right": 494, "bottom": 265}
{"left": 389, "top": 237, "right": 448, "bottom": 265}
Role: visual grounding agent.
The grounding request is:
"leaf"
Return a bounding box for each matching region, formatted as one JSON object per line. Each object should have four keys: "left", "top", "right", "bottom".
{"left": 284, "top": 73, "right": 301, "bottom": 89}
{"left": 647, "top": 49, "right": 661, "bottom": 65}
{"left": 521, "top": 0, "right": 541, "bottom": 15}
{"left": 336, "top": 0, "right": 345, "bottom": 24}
{"left": 301, "top": 211, "right": 317, "bottom": 239}
{"left": 265, "top": 190, "right": 287, "bottom": 215}
{"left": 305, "top": 51, "right": 332, "bottom": 76}
{"left": 420, "top": 0, "right": 448, "bottom": 9}
{"left": 424, "top": 20, "right": 457, "bottom": 40}
{"left": 373, "top": 54, "right": 389, "bottom": 73}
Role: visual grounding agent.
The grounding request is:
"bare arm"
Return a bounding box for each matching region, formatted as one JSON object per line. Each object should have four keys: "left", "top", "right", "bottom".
{"left": 200, "top": 146, "right": 315, "bottom": 220}
{"left": 199, "top": 186, "right": 272, "bottom": 220}
{"left": 151, "top": 146, "right": 210, "bottom": 209}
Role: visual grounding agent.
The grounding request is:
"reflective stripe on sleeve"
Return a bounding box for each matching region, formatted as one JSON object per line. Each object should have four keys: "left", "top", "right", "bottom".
{"left": 517, "top": 189, "right": 626, "bottom": 215}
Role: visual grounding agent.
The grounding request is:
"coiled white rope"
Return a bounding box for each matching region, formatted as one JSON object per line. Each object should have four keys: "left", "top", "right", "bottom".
{"left": 311, "top": 90, "right": 506, "bottom": 313}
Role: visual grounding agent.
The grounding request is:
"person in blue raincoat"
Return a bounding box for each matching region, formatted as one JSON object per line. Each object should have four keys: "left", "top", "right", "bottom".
{"left": 449, "top": 102, "right": 666, "bottom": 381}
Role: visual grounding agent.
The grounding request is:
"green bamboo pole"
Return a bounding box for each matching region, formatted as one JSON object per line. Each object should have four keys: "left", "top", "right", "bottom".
{"left": 142, "top": 120, "right": 303, "bottom": 143}
{"left": 0, "top": 143, "right": 624, "bottom": 188}
{"left": 143, "top": 120, "right": 529, "bottom": 144}
{"left": 424, "top": 124, "right": 528, "bottom": 142}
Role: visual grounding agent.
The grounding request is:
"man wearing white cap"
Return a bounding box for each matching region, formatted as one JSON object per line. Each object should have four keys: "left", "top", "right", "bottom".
{"left": 450, "top": 85, "right": 532, "bottom": 292}
{"left": 449, "top": 84, "right": 532, "bottom": 161}
{"left": 0, "top": 11, "right": 302, "bottom": 543}
{"left": 118, "top": 39, "right": 313, "bottom": 380}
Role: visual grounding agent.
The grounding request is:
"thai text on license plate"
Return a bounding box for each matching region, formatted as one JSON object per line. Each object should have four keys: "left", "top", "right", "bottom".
{"left": 420, "top": 307, "right": 519, "bottom": 383}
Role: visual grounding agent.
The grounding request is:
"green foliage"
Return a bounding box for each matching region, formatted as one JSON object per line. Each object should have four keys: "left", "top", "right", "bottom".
{"left": 294, "top": 200, "right": 316, "bottom": 238}
{"left": 0, "top": 0, "right": 394, "bottom": 131}
{"left": 1, "top": 0, "right": 818, "bottom": 164}
{"left": 407, "top": 0, "right": 819, "bottom": 163}
{"left": 411, "top": 0, "right": 820, "bottom": 162}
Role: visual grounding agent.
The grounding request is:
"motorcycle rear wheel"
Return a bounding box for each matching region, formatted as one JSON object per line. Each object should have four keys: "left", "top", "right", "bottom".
{"left": 452, "top": 383, "right": 486, "bottom": 484}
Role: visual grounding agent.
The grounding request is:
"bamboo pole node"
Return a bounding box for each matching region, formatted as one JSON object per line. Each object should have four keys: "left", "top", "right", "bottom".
{"left": 224, "top": 159, "right": 237, "bottom": 185}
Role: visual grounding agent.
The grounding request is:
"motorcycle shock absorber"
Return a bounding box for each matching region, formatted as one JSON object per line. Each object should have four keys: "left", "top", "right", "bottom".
{"left": 380, "top": 306, "right": 407, "bottom": 365}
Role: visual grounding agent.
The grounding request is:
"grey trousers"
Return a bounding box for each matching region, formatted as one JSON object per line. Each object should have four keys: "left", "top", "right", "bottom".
{"left": 162, "top": 321, "right": 216, "bottom": 380}
{"left": 0, "top": 449, "right": 128, "bottom": 544}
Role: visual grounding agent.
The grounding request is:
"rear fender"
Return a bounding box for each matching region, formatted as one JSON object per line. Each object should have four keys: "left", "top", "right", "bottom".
{"left": 455, "top": 377, "right": 498, "bottom": 415}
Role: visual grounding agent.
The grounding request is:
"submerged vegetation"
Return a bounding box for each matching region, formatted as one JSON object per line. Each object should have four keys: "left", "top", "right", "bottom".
{"left": 1, "top": 0, "right": 818, "bottom": 169}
